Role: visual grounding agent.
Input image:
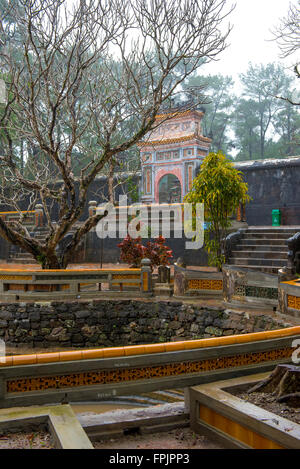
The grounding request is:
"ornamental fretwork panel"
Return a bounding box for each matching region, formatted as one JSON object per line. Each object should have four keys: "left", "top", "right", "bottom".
{"left": 188, "top": 279, "right": 223, "bottom": 291}
{"left": 6, "top": 347, "right": 292, "bottom": 393}
{"left": 287, "top": 295, "right": 300, "bottom": 310}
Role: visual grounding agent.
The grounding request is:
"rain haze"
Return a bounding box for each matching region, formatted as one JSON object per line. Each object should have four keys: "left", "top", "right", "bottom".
{"left": 200, "top": 0, "right": 299, "bottom": 90}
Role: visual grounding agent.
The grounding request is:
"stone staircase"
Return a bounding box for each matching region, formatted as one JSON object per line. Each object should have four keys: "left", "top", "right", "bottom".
{"left": 228, "top": 227, "right": 300, "bottom": 274}
{"left": 7, "top": 227, "right": 50, "bottom": 264}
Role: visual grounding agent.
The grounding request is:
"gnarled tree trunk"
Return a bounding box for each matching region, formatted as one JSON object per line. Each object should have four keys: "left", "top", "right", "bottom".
{"left": 248, "top": 364, "right": 300, "bottom": 407}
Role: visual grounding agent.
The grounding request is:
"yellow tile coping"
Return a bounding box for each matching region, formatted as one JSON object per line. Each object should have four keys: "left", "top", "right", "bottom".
{"left": 0, "top": 268, "right": 141, "bottom": 273}
{"left": 282, "top": 279, "right": 300, "bottom": 287}
{"left": 0, "top": 326, "right": 299, "bottom": 367}
{"left": 0, "top": 211, "right": 35, "bottom": 215}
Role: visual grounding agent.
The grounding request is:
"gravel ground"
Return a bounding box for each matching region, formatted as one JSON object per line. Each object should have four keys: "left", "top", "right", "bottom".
{"left": 0, "top": 428, "right": 224, "bottom": 450}
{"left": 0, "top": 431, "right": 54, "bottom": 449}
{"left": 93, "top": 428, "right": 225, "bottom": 450}
{"left": 232, "top": 391, "right": 300, "bottom": 425}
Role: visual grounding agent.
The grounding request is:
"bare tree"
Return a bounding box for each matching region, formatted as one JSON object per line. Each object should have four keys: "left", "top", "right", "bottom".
{"left": 272, "top": 0, "right": 300, "bottom": 105}
{"left": 0, "top": 0, "right": 234, "bottom": 269}
{"left": 273, "top": 1, "right": 300, "bottom": 63}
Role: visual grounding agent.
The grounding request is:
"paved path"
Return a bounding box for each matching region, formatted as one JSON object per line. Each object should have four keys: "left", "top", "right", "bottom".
{"left": 0, "top": 262, "right": 218, "bottom": 272}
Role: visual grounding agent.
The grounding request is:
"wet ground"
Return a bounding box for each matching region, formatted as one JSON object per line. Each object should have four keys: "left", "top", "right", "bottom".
{"left": 0, "top": 430, "right": 53, "bottom": 449}
{"left": 93, "top": 427, "right": 224, "bottom": 449}
{"left": 0, "top": 427, "right": 223, "bottom": 450}
{"left": 0, "top": 261, "right": 218, "bottom": 273}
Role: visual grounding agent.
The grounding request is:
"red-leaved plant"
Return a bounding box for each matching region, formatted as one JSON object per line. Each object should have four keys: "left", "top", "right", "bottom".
{"left": 117, "top": 235, "right": 146, "bottom": 268}
{"left": 118, "top": 235, "right": 172, "bottom": 269}
{"left": 144, "top": 235, "right": 173, "bottom": 268}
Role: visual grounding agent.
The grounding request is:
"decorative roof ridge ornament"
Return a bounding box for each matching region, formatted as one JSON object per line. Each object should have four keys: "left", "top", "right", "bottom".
{"left": 158, "top": 96, "right": 205, "bottom": 114}
{"left": 138, "top": 134, "right": 212, "bottom": 147}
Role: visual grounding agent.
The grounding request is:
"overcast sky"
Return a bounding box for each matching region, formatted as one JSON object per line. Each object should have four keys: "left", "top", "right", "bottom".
{"left": 200, "top": 0, "right": 299, "bottom": 92}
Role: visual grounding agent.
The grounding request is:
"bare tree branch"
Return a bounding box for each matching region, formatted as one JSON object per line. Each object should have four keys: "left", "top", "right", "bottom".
{"left": 0, "top": 0, "right": 234, "bottom": 268}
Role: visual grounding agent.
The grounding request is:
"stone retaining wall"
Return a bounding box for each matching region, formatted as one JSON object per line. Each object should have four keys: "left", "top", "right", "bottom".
{"left": 0, "top": 300, "right": 289, "bottom": 349}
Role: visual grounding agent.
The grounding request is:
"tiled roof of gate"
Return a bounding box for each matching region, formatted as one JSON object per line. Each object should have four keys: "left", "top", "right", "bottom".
{"left": 138, "top": 134, "right": 211, "bottom": 147}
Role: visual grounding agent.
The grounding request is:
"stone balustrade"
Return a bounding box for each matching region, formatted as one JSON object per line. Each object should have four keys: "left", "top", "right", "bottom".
{"left": 0, "top": 262, "right": 153, "bottom": 301}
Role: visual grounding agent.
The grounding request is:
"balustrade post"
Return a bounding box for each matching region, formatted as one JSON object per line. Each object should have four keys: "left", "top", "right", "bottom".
{"left": 141, "top": 258, "right": 152, "bottom": 295}
{"left": 158, "top": 265, "right": 170, "bottom": 284}
{"left": 173, "top": 259, "right": 187, "bottom": 297}
{"left": 35, "top": 204, "right": 44, "bottom": 227}
{"left": 88, "top": 200, "right": 97, "bottom": 218}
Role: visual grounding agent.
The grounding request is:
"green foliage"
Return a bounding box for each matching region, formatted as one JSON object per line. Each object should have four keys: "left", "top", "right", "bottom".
{"left": 182, "top": 65, "right": 299, "bottom": 162}
{"left": 183, "top": 73, "right": 235, "bottom": 156}
{"left": 184, "top": 151, "right": 250, "bottom": 269}
{"left": 127, "top": 176, "right": 140, "bottom": 203}
{"left": 235, "top": 63, "right": 299, "bottom": 160}
{"left": 36, "top": 253, "right": 46, "bottom": 266}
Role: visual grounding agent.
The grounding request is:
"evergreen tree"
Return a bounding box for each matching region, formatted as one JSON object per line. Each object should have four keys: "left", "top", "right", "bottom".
{"left": 183, "top": 73, "right": 235, "bottom": 155}
{"left": 239, "top": 63, "right": 294, "bottom": 159}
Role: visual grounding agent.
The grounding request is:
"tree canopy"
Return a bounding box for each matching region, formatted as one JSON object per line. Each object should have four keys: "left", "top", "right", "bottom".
{"left": 0, "top": 0, "right": 234, "bottom": 268}
{"left": 184, "top": 151, "right": 250, "bottom": 269}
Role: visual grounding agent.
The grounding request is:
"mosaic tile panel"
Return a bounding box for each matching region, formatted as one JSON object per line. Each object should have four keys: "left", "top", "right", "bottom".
{"left": 234, "top": 285, "right": 246, "bottom": 296}
{"left": 245, "top": 286, "right": 278, "bottom": 300}
{"left": 234, "top": 285, "right": 278, "bottom": 300}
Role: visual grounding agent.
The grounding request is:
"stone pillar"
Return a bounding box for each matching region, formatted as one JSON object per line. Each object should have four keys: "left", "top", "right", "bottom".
{"left": 173, "top": 261, "right": 186, "bottom": 297}
{"left": 141, "top": 258, "right": 152, "bottom": 295}
{"left": 88, "top": 200, "right": 97, "bottom": 218}
{"left": 278, "top": 268, "right": 298, "bottom": 315}
{"left": 35, "top": 204, "right": 44, "bottom": 227}
{"left": 158, "top": 265, "right": 170, "bottom": 284}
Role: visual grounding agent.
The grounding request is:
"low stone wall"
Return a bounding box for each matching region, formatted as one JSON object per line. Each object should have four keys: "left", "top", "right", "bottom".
{"left": 173, "top": 264, "right": 223, "bottom": 298}
{"left": 223, "top": 265, "right": 278, "bottom": 311}
{"left": 0, "top": 299, "right": 289, "bottom": 349}
{"left": 235, "top": 157, "right": 300, "bottom": 226}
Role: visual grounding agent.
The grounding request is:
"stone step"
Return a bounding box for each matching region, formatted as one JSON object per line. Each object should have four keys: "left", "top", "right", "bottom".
{"left": 241, "top": 232, "right": 294, "bottom": 239}
{"left": 7, "top": 258, "right": 38, "bottom": 264}
{"left": 8, "top": 229, "right": 50, "bottom": 263}
{"left": 235, "top": 244, "right": 288, "bottom": 251}
{"left": 232, "top": 265, "right": 280, "bottom": 274}
{"left": 32, "top": 227, "right": 50, "bottom": 232}
{"left": 239, "top": 238, "right": 287, "bottom": 246}
{"left": 231, "top": 250, "right": 288, "bottom": 259}
{"left": 11, "top": 254, "right": 35, "bottom": 261}
{"left": 245, "top": 228, "right": 299, "bottom": 233}
{"left": 13, "top": 251, "right": 34, "bottom": 256}
{"left": 229, "top": 257, "right": 287, "bottom": 267}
